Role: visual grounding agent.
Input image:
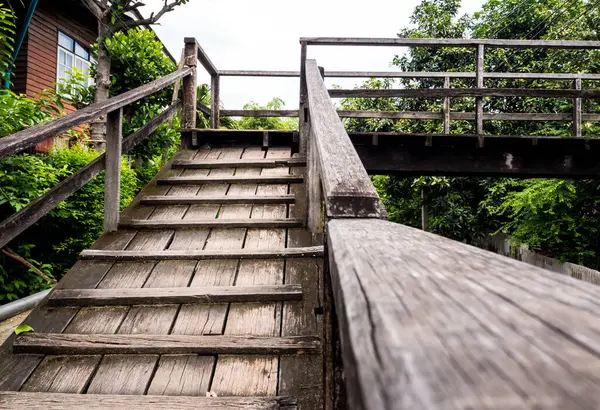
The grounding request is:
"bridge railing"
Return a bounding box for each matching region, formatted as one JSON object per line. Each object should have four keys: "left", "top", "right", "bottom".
{"left": 0, "top": 43, "right": 196, "bottom": 250}
{"left": 304, "top": 51, "right": 600, "bottom": 409}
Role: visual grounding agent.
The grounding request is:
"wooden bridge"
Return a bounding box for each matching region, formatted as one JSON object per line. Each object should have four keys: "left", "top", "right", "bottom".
{"left": 0, "top": 37, "right": 600, "bottom": 409}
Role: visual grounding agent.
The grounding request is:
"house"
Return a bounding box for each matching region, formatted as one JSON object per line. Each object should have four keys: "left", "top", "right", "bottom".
{"left": 6, "top": 0, "right": 175, "bottom": 151}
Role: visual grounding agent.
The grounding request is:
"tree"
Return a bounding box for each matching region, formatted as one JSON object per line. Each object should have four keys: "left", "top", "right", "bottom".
{"left": 80, "top": 0, "right": 191, "bottom": 148}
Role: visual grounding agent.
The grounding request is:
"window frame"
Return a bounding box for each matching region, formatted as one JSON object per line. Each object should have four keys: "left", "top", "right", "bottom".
{"left": 56, "top": 30, "right": 94, "bottom": 88}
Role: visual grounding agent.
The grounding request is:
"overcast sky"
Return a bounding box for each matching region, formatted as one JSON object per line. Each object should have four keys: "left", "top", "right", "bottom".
{"left": 141, "top": 0, "right": 486, "bottom": 109}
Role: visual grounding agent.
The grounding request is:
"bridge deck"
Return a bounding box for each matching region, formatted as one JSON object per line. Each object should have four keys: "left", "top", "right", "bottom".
{"left": 0, "top": 145, "right": 323, "bottom": 409}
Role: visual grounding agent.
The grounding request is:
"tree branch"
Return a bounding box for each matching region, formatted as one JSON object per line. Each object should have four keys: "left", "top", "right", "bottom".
{"left": 112, "top": 0, "right": 188, "bottom": 32}
{"left": 81, "top": 0, "right": 105, "bottom": 20}
{"left": 1, "top": 248, "right": 57, "bottom": 285}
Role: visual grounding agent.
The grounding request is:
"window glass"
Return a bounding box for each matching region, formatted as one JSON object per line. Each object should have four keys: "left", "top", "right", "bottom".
{"left": 58, "top": 32, "right": 74, "bottom": 51}
{"left": 74, "top": 43, "right": 89, "bottom": 60}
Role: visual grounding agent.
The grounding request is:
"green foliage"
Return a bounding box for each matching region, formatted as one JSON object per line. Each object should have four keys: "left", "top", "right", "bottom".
{"left": 348, "top": 0, "right": 600, "bottom": 268}
{"left": 0, "top": 147, "right": 139, "bottom": 302}
{"left": 234, "top": 98, "right": 298, "bottom": 130}
{"left": 14, "top": 324, "right": 34, "bottom": 335}
{"left": 0, "top": 4, "right": 16, "bottom": 82}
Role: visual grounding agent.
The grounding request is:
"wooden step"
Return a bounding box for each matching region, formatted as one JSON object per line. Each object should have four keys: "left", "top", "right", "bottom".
{"left": 119, "top": 218, "right": 304, "bottom": 229}
{"left": 156, "top": 175, "right": 303, "bottom": 185}
{"left": 0, "top": 392, "right": 298, "bottom": 409}
{"left": 48, "top": 284, "right": 303, "bottom": 307}
{"left": 80, "top": 246, "right": 324, "bottom": 261}
{"left": 14, "top": 334, "right": 321, "bottom": 355}
{"left": 172, "top": 157, "right": 307, "bottom": 169}
{"left": 140, "top": 194, "right": 296, "bottom": 205}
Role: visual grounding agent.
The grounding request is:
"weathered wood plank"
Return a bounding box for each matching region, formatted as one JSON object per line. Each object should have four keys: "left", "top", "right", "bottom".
{"left": 20, "top": 355, "right": 100, "bottom": 393}
{"left": 181, "top": 39, "right": 197, "bottom": 132}
{"left": 220, "top": 70, "right": 300, "bottom": 77}
{"left": 326, "top": 70, "right": 600, "bottom": 80}
{"left": 140, "top": 194, "right": 296, "bottom": 205}
{"left": 305, "top": 59, "right": 383, "bottom": 219}
{"left": 221, "top": 109, "right": 299, "bottom": 117}
{"left": 0, "top": 68, "right": 191, "bottom": 157}
{"left": 14, "top": 334, "right": 320, "bottom": 355}
{"left": 327, "top": 218, "right": 600, "bottom": 410}
{"left": 183, "top": 37, "right": 217, "bottom": 76}
{"left": 329, "top": 87, "right": 600, "bottom": 98}
{"left": 0, "top": 392, "right": 298, "bottom": 409}
{"left": 118, "top": 218, "right": 304, "bottom": 229}
{"left": 172, "top": 158, "right": 306, "bottom": 169}
{"left": 104, "top": 108, "right": 123, "bottom": 232}
{"left": 147, "top": 354, "right": 214, "bottom": 395}
{"left": 279, "top": 229, "right": 324, "bottom": 410}
{"left": 48, "top": 285, "right": 303, "bottom": 306}
{"left": 157, "top": 175, "right": 304, "bottom": 185}
{"left": 87, "top": 354, "right": 158, "bottom": 395}
{"left": 302, "top": 37, "right": 600, "bottom": 49}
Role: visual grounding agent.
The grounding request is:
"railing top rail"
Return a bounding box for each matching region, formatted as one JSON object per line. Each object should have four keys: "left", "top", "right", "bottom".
{"left": 301, "top": 37, "right": 600, "bottom": 49}
{"left": 185, "top": 37, "right": 218, "bottom": 76}
{"left": 0, "top": 67, "right": 192, "bottom": 158}
{"left": 219, "top": 70, "right": 300, "bottom": 77}
{"left": 305, "top": 59, "right": 383, "bottom": 218}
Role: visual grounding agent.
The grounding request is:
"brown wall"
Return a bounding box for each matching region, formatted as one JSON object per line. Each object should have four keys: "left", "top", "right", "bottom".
{"left": 12, "top": 0, "right": 97, "bottom": 99}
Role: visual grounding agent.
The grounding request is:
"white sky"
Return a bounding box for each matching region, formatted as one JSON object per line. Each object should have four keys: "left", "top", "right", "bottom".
{"left": 141, "top": 0, "right": 485, "bottom": 109}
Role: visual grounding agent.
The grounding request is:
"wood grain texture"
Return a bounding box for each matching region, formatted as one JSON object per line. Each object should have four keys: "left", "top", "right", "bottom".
{"left": 329, "top": 87, "right": 600, "bottom": 98}
{"left": 20, "top": 355, "right": 100, "bottom": 393}
{"left": 14, "top": 334, "right": 321, "bottom": 355}
{"left": 172, "top": 158, "right": 306, "bottom": 169}
{"left": 301, "top": 36, "right": 600, "bottom": 49}
{"left": 48, "top": 285, "right": 303, "bottom": 306}
{"left": 140, "top": 194, "right": 296, "bottom": 205}
{"left": 0, "top": 392, "right": 298, "bottom": 409}
{"left": 221, "top": 109, "right": 299, "bottom": 117}
{"left": 77, "top": 247, "right": 319, "bottom": 265}
{"left": 104, "top": 108, "right": 123, "bottom": 232}
{"left": 327, "top": 218, "right": 600, "bottom": 410}
{"left": 118, "top": 218, "right": 304, "bottom": 229}
{"left": 305, "top": 59, "right": 384, "bottom": 219}
{"left": 157, "top": 175, "right": 304, "bottom": 185}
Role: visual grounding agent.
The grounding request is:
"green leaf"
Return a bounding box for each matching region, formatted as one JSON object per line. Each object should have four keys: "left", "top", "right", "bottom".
{"left": 14, "top": 324, "right": 34, "bottom": 335}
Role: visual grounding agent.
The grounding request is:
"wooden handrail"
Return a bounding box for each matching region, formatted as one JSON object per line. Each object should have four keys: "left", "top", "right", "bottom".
{"left": 0, "top": 101, "right": 180, "bottom": 249}
{"left": 184, "top": 37, "right": 218, "bottom": 76}
{"left": 304, "top": 59, "right": 385, "bottom": 223}
{"left": 301, "top": 37, "right": 600, "bottom": 49}
{"left": 0, "top": 67, "right": 191, "bottom": 158}
{"left": 328, "top": 87, "right": 600, "bottom": 99}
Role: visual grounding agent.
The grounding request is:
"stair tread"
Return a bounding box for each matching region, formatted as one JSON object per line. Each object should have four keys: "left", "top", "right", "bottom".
{"left": 139, "top": 194, "right": 296, "bottom": 205}
{"left": 119, "top": 218, "right": 304, "bottom": 229}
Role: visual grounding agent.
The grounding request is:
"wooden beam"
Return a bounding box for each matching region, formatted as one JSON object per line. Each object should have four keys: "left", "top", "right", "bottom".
{"left": 211, "top": 74, "right": 220, "bottom": 128}
{"left": 157, "top": 175, "right": 304, "bottom": 185}
{"left": 329, "top": 88, "right": 600, "bottom": 98}
{"left": 184, "top": 37, "right": 218, "bottom": 76}
{"left": 299, "top": 40, "right": 308, "bottom": 154}
{"left": 301, "top": 37, "right": 600, "bottom": 49}
{"left": 337, "top": 110, "right": 443, "bottom": 119}
{"left": 0, "top": 68, "right": 191, "bottom": 158}
{"left": 0, "top": 103, "right": 180, "bottom": 250}
{"left": 172, "top": 157, "right": 307, "bottom": 168}
{"left": 443, "top": 76, "right": 451, "bottom": 134}
{"left": 573, "top": 77, "right": 582, "bottom": 137}
{"left": 197, "top": 102, "right": 212, "bottom": 117}
{"left": 325, "top": 71, "right": 600, "bottom": 80}
{"left": 118, "top": 218, "right": 304, "bottom": 229}
{"left": 221, "top": 109, "right": 299, "bottom": 117}
{"left": 14, "top": 334, "right": 321, "bottom": 355}
{"left": 48, "top": 285, "right": 303, "bottom": 307}
{"left": 80, "top": 246, "right": 325, "bottom": 261}
{"left": 103, "top": 108, "right": 122, "bottom": 233}
{"left": 0, "top": 392, "right": 298, "bottom": 410}
{"left": 181, "top": 39, "right": 197, "bottom": 138}
{"left": 305, "top": 59, "right": 385, "bottom": 219}
{"left": 351, "top": 133, "right": 600, "bottom": 178}
{"left": 219, "top": 70, "right": 300, "bottom": 77}
{"left": 326, "top": 217, "right": 600, "bottom": 409}
{"left": 476, "top": 44, "right": 485, "bottom": 147}
{"left": 140, "top": 194, "right": 296, "bottom": 205}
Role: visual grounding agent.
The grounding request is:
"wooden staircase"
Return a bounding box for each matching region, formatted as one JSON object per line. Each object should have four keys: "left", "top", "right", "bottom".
{"left": 0, "top": 144, "right": 324, "bottom": 409}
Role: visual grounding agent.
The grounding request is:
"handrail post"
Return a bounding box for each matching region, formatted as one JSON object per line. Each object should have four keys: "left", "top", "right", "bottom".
{"left": 299, "top": 40, "right": 308, "bottom": 154}
{"left": 443, "top": 76, "right": 451, "bottom": 134}
{"left": 573, "top": 76, "right": 582, "bottom": 137}
{"left": 103, "top": 108, "right": 123, "bottom": 233}
{"left": 476, "top": 44, "right": 485, "bottom": 147}
{"left": 182, "top": 38, "right": 198, "bottom": 148}
{"left": 211, "top": 73, "right": 220, "bottom": 128}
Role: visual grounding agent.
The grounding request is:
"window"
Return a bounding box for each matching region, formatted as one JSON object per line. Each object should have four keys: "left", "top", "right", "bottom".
{"left": 56, "top": 31, "right": 93, "bottom": 87}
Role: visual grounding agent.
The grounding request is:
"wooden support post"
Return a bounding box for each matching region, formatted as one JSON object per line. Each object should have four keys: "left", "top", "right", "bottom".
{"left": 103, "top": 108, "right": 123, "bottom": 233}
{"left": 299, "top": 40, "right": 308, "bottom": 154}
{"left": 182, "top": 38, "right": 198, "bottom": 149}
{"left": 443, "top": 76, "right": 451, "bottom": 134}
{"left": 573, "top": 77, "right": 582, "bottom": 137}
{"left": 306, "top": 125, "right": 324, "bottom": 237}
{"left": 476, "top": 44, "right": 484, "bottom": 147}
{"left": 211, "top": 74, "right": 220, "bottom": 129}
